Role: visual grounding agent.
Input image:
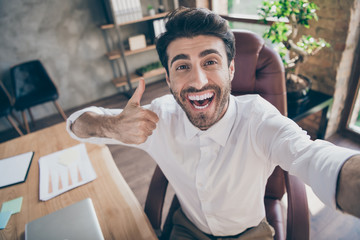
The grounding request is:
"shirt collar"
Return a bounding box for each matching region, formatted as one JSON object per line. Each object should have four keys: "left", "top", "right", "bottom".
{"left": 184, "top": 95, "right": 236, "bottom": 146}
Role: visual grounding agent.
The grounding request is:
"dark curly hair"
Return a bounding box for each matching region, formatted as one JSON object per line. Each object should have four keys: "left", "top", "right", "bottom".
{"left": 156, "top": 7, "right": 235, "bottom": 75}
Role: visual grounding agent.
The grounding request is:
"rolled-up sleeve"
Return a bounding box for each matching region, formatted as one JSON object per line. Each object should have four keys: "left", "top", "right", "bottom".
{"left": 260, "top": 113, "right": 360, "bottom": 209}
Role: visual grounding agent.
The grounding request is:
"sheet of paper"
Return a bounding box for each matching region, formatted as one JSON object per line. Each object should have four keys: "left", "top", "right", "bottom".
{"left": 1, "top": 197, "right": 23, "bottom": 214}
{"left": 0, "top": 211, "right": 12, "bottom": 229}
{"left": 0, "top": 152, "right": 34, "bottom": 188}
{"left": 38, "top": 144, "right": 97, "bottom": 201}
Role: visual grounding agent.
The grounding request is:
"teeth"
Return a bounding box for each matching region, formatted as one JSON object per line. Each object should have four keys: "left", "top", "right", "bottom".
{"left": 188, "top": 92, "right": 214, "bottom": 101}
{"left": 193, "top": 102, "right": 210, "bottom": 109}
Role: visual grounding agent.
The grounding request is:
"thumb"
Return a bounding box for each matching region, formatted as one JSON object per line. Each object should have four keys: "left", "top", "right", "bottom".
{"left": 128, "top": 78, "right": 145, "bottom": 106}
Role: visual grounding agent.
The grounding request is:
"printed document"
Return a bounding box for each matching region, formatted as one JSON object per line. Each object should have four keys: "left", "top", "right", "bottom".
{"left": 39, "top": 144, "right": 96, "bottom": 201}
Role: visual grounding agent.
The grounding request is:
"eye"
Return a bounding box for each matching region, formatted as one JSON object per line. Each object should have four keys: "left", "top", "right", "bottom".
{"left": 204, "top": 60, "right": 217, "bottom": 66}
{"left": 176, "top": 65, "right": 189, "bottom": 71}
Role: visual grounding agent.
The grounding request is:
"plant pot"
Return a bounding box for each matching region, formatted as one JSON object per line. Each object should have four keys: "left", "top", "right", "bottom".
{"left": 148, "top": 8, "right": 155, "bottom": 16}
{"left": 286, "top": 74, "right": 311, "bottom": 102}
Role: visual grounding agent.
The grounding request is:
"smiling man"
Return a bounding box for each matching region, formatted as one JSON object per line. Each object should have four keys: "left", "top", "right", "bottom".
{"left": 67, "top": 7, "right": 360, "bottom": 240}
{"left": 167, "top": 35, "right": 233, "bottom": 130}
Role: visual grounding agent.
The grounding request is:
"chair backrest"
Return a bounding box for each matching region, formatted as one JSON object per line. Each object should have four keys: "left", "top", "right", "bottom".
{"left": 231, "top": 29, "right": 287, "bottom": 200}
{"left": 10, "top": 60, "right": 57, "bottom": 99}
{"left": 0, "top": 81, "right": 13, "bottom": 116}
{"left": 232, "top": 29, "right": 287, "bottom": 114}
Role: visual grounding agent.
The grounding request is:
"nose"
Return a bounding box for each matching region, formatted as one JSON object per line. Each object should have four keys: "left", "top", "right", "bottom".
{"left": 189, "top": 66, "right": 208, "bottom": 90}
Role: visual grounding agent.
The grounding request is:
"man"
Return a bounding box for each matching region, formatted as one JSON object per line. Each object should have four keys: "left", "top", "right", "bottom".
{"left": 67, "top": 7, "right": 360, "bottom": 240}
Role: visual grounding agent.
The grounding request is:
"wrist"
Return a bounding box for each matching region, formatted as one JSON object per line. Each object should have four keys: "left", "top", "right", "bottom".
{"left": 336, "top": 155, "right": 360, "bottom": 218}
{"left": 98, "top": 115, "right": 118, "bottom": 139}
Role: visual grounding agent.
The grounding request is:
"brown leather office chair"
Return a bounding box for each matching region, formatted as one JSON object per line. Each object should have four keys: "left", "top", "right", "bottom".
{"left": 145, "top": 30, "right": 310, "bottom": 240}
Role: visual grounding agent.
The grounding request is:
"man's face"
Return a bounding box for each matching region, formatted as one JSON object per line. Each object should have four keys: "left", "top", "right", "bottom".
{"left": 166, "top": 35, "right": 235, "bottom": 130}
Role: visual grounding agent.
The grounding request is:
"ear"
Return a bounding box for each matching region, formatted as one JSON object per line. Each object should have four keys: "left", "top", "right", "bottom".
{"left": 229, "top": 59, "right": 235, "bottom": 81}
{"left": 165, "top": 73, "right": 171, "bottom": 87}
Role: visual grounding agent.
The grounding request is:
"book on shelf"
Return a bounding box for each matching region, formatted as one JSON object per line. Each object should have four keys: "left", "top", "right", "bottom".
{"left": 110, "top": 0, "right": 143, "bottom": 25}
{"left": 153, "top": 18, "right": 167, "bottom": 37}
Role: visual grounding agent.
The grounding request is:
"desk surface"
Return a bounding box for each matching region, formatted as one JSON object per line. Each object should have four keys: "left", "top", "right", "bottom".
{"left": 0, "top": 122, "right": 157, "bottom": 240}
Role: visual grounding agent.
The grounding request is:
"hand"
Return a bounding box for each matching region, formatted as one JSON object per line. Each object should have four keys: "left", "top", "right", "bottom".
{"left": 71, "top": 79, "right": 159, "bottom": 144}
{"left": 103, "top": 79, "right": 159, "bottom": 144}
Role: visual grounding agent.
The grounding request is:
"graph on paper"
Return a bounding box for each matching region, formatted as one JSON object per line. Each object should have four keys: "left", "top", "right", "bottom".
{"left": 38, "top": 144, "right": 97, "bottom": 201}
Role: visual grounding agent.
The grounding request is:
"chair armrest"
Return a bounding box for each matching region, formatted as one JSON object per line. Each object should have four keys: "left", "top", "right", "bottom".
{"left": 285, "top": 172, "right": 310, "bottom": 240}
{"left": 144, "top": 165, "right": 169, "bottom": 234}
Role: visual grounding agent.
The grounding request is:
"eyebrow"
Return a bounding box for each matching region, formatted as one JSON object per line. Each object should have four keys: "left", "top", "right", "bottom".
{"left": 170, "top": 54, "right": 189, "bottom": 68}
{"left": 199, "top": 49, "right": 223, "bottom": 58}
{"left": 169, "top": 49, "right": 223, "bottom": 68}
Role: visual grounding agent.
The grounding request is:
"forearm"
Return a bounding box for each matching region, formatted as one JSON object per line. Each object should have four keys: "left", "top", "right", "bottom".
{"left": 336, "top": 154, "right": 360, "bottom": 218}
{"left": 67, "top": 89, "right": 159, "bottom": 145}
{"left": 70, "top": 111, "right": 116, "bottom": 139}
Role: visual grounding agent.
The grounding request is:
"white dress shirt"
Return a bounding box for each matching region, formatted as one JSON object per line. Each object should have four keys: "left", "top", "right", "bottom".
{"left": 67, "top": 94, "right": 359, "bottom": 236}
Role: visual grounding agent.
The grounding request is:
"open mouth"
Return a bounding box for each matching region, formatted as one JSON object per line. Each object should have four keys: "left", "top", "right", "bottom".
{"left": 188, "top": 92, "right": 215, "bottom": 110}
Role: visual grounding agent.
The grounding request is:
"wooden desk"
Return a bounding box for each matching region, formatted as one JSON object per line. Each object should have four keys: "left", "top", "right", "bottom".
{"left": 0, "top": 122, "right": 157, "bottom": 240}
{"left": 288, "top": 90, "right": 333, "bottom": 139}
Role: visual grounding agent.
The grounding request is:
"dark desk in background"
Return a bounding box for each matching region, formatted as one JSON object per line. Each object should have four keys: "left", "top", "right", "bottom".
{"left": 288, "top": 90, "right": 333, "bottom": 139}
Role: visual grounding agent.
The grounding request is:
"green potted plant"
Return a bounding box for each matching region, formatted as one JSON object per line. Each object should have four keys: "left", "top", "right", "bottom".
{"left": 148, "top": 5, "right": 155, "bottom": 16}
{"left": 258, "top": 0, "right": 330, "bottom": 101}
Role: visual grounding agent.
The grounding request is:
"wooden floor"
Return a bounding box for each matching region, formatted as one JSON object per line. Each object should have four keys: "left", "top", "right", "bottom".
{"left": 1, "top": 79, "right": 360, "bottom": 239}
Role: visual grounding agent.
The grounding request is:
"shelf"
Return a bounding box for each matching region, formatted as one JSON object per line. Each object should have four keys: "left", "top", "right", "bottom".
{"left": 101, "top": 12, "right": 168, "bottom": 29}
{"left": 101, "top": 5, "right": 169, "bottom": 94}
{"left": 112, "top": 67, "right": 166, "bottom": 88}
{"left": 106, "top": 45, "right": 156, "bottom": 60}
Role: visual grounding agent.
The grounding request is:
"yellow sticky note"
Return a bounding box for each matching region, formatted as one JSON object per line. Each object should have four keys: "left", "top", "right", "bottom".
{"left": 58, "top": 148, "right": 80, "bottom": 167}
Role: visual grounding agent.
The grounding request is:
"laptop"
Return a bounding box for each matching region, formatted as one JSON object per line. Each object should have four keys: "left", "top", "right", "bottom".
{"left": 25, "top": 198, "right": 104, "bottom": 240}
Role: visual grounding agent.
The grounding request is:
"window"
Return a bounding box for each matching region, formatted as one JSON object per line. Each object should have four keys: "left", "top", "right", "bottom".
{"left": 347, "top": 79, "right": 360, "bottom": 134}
{"left": 228, "top": 0, "right": 263, "bottom": 15}
{"left": 227, "top": 0, "right": 269, "bottom": 35}
{"left": 340, "top": 37, "right": 360, "bottom": 140}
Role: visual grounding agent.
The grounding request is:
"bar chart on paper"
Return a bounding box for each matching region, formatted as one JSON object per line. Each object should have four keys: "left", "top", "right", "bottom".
{"left": 38, "top": 144, "right": 97, "bottom": 201}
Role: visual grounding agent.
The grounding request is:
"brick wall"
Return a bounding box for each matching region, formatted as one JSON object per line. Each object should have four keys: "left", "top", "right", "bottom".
{"left": 297, "top": 0, "right": 360, "bottom": 137}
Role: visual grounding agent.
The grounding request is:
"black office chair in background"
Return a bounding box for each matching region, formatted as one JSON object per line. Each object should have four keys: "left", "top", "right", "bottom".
{"left": 10, "top": 60, "right": 67, "bottom": 133}
{"left": 0, "top": 81, "right": 23, "bottom": 136}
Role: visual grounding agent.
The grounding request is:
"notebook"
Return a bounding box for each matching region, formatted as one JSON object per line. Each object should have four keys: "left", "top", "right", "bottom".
{"left": 25, "top": 198, "right": 104, "bottom": 240}
{"left": 0, "top": 151, "right": 34, "bottom": 188}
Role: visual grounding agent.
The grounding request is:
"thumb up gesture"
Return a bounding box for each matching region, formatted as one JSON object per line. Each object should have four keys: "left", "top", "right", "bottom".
{"left": 70, "top": 79, "right": 159, "bottom": 144}
{"left": 114, "top": 79, "right": 159, "bottom": 144}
